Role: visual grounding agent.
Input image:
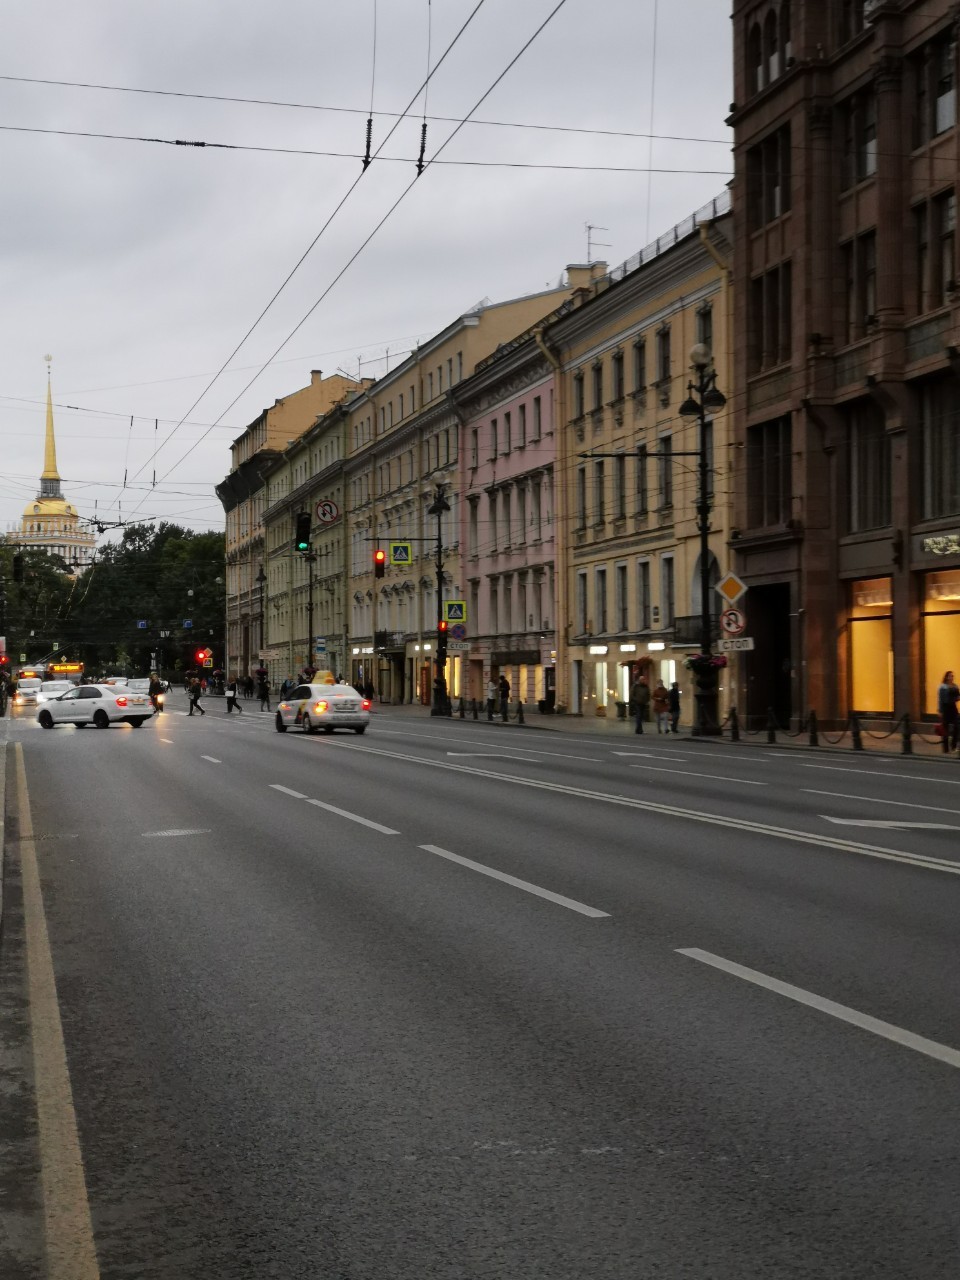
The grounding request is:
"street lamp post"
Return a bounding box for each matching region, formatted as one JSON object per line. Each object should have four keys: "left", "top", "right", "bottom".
{"left": 255, "top": 565, "right": 267, "bottom": 656}
{"left": 678, "top": 343, "right": 727, "bottom": 736}
{"left": 427, "top": 484, "right": 451, "bottom": 717}
{"left": 304, "top": 552, "right": 317, "bottom": 675}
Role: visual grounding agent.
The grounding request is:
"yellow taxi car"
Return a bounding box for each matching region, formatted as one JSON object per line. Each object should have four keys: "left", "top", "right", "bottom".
{"left": 275, "top": 674, "right": 371, "bottom": 735}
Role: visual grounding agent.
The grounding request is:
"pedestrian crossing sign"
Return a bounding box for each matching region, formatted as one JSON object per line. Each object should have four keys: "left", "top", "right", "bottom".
{"left": 389, "top": 542, "right": 412, "bottom": 565}
{"left": 443, "top": 600, "right": 466, "bottom": 622}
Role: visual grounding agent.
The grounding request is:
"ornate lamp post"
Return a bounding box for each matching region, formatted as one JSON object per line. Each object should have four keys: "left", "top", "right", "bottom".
{"left": 678, "top": 343, "right": 727, "bottom": 736}
{"left": 427, "top": 484, "right": 451, "bottom": 717}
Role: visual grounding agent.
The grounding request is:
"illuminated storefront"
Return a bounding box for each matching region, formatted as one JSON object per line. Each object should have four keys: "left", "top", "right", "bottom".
{"left": 848, "top": 577, "right": 893, "bottom": 714}
{"left": 923, "top": 570, "right": 960, "bottom": 715}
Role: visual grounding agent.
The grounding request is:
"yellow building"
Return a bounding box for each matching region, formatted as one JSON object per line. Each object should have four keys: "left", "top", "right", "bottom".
{"left": 342, "top": 278, "right": 592, "bottom": 703}
{"left": 8, "top": 360, "right": 96, "bottom": 572}
{"left": 217, "top": 370, "right": 363, "bottom": 679}
{"left": 542, "top": 195, "right": 734, "bottom": 724}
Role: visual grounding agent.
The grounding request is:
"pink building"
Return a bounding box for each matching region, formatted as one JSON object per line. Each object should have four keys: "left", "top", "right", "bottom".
{"left": 451, "top": 309, "right": 572, "bottom": 709}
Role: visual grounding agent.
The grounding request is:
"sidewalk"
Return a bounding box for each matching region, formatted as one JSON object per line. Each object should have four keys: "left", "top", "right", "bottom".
{"left": 370, "top": 700, "right": 957, "bottom": 761}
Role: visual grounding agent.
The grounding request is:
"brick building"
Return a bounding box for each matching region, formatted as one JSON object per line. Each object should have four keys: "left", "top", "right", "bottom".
{"left": 730, "top": 0, "right": 960, "bottom": 724}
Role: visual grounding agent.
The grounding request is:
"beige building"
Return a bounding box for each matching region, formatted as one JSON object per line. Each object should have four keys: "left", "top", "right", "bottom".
{"left": 541, "top": 195, "right": 734, "bottom": 723}
{"left": 342, "top": 278, "right": 592, "bottom": 703}
{"left": 217, "top": 370, "right": 363, "bottom": 679}
{"left": 8, "top": 364, "right": 96, "bottom": 573}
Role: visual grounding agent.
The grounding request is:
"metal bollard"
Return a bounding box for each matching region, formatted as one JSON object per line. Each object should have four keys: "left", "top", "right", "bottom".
{"left": 808, "top": 709, "right": 819, "bottom": 748}
{"left": 901, "top": 713, "right": 912, "bottom": 755}
{"left": 517, "top": 700, "right": 524, "bottom": 725}
{"left": 766, "top": 707, "right": 777, "bottom": 744}
{"left": 851, "top": 714, "right": 864, "bottom": 751}
{"left": 458, "top": 696, "right": 465, "bottom": 719}
{"left": 472, "top": 698, "right": 479, "bottom": 720}
{"left": 729, "top": 707, "right": 740, "bottom": 741}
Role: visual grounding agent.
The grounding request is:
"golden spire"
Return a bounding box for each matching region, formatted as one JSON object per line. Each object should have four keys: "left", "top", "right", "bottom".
{"left": 41, "top": 354, "right": 60, "bottom": 481}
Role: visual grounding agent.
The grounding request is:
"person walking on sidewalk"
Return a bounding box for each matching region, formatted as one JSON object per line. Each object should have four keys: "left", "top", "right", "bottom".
{"left": 630, "top": 674, "right": 650, "bottom": 734}
{"left": 668, "top": 681, "right": 681, "bottom": 734}
{"left": 486, "top": 679, "right": 497, "bottom": 720}
{"left": 937, "top": 670, "right": 960, "bottom": 752}
{"left": 188, "top": 678, "right": 205, "bottom": 716}
{"left": 498, "top": 674, "right": 510, "bottom": 722}
{"left": 652, "top": 680, "right": 670, "bottom": 733}
{"left": 257, "top": 676, "right": 271, "bottom": 711}
{"left": 225, "top": 676, "right": 243, "bottom": 714}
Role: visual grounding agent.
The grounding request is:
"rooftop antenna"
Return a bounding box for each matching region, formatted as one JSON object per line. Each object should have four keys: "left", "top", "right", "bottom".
{"left": 586, "top": 223, "right": 611, "bottom": 264}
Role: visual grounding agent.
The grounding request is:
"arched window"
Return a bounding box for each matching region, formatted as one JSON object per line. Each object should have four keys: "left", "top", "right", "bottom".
{"left": 764, "top": 10, "right": 780, "bottom": 84}
{"left": 748, "top": 22, "right": 764, "bottom": 94}
{"left": 780, "top": 0, "right": 792, "bottom": 67}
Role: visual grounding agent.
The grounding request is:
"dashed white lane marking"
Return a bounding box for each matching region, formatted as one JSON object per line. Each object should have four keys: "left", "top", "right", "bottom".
{"left": 305, "top": 797, "right": 399, "bottom": 834}
{"left": 629, "top": 763, "right": 767, "bottom": 786}
{"left": 804, "top": 788, "right": 960, "bottom": 817}
{"left": 447, "top": 752, "right": 541, "bottom": 759}
{"left": 821, "top": 816, "right": 960, "bottom": 832}
{"left": 800, "top": 763, "right": 960, "bottom": 785}
{"left": 418, "top": 844, "right": 609, "bottom": 918}
{"left": 271, "top": 785, "right": 307, "bottom": 799}
{"left": 159, "top": 738, "right": 174, "bottom": 744}
{"left": 200, "top": 755, "right": 221, "bottom": 764}
{"left": 678, "top": 948, "right": 960, "bottom": 1070}
{"left": 142, "top": 829, "right": 211, "bottom": 838}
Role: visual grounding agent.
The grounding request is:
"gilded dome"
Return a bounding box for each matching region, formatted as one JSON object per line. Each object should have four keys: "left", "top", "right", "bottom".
{"left": 22, "top": 496, "right": 77, "bottom": 519}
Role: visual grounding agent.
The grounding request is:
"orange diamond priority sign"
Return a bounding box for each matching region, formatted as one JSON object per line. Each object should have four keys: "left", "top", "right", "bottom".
{"left": 715, "top": 571, "right": 747, "bottom": 605}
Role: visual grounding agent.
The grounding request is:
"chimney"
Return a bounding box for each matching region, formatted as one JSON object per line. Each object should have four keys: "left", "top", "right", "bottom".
{"left": 310, "top": 369, "right": 324, "bottom": 386}
{"left": 565, "top": 262, "right": 608, "bottom": 291}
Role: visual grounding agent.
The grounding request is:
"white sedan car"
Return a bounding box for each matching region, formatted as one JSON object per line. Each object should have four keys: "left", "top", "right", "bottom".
{"left": 13, "top": 678, "right": 43, "bottom": 707}
{"left": 275, "top": 682, "right": 371, "bottom": 735}
{"left": 37, "top": 683, "right": 156, "bottom": 729}
{"left": 38, "top": 680, "right": 75, "bottom": 703}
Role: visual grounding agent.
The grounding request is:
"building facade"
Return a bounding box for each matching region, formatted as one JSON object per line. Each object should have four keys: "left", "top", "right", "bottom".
{"left": 217, "top": 370, "right": 362, "bottom": 681}
{"left": 543, "top": 197, "right": 734, "bottom": 722}
{"left": 7, "top": 365, "right": 96, "bottom": 572}
{"left": 730, "top": 0, "right": 960, "bottom": 723}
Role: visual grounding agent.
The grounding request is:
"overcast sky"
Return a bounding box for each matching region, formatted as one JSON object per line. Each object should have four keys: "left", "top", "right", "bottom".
{"left": 1, "top": 0, "right": 732, "bottom": 543}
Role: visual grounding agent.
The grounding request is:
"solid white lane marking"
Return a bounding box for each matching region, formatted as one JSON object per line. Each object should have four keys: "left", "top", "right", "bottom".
{"left": 324, "top": 740, "right": 960, "bottom": 876}
{"left": 15, "top": 746, "right": 101, "bottom": 1277}
{"left": 371, "top": 727, "right": 601, "bottom": 762}
{"left": 821, "top": 816, "right": 960, "bottom": 832}
{"left": 800, "top": 763, "right": 960, "bottom": 785}
{"left": 613, "top": 750, "right": 689, "bottom": 761}
{"left": 270, "top": 784, "right": 307, "bottom": 799}
{"left": 304, "top": 797, "right": 399, "bottom": 834}
{"left": 418, "top": 844, "right": 609, "bottom": 918}
{"left": 142, "top": 828, "right": 211, "bottom": 838}
{"left": 804, "top": 788, "right": 960, "bottom": 817}
{"left": 447, "top": 752, "right": 541, "bottom": 759}
{"left": 200, "top": 755, "right": 221, "bottom": 764}
{"left": 678, "top": 947, "right": 960, "bottom": 1070}
{"left": 629, "top": 763, "right": 767, "bottom": 786}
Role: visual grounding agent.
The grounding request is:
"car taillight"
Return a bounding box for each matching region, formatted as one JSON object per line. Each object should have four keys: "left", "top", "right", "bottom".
{"left": 314, "top": 701, "right": 328, "bottom": 713}
{"left": 362, "top": 699, "right": 371, "bottom": 710}
{"left": 115, "top": 696, "right": 128, "bottom": 707}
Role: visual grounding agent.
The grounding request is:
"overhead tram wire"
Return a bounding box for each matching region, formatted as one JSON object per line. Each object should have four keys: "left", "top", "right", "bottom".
{"left": 139, "top": 0, "right": 575, "bottom": 509}
{"left": 0, "top": 73, "right": 732, "bottom": 146}
{"left": 112, "top": 0, "right": 490, "bottom": 509}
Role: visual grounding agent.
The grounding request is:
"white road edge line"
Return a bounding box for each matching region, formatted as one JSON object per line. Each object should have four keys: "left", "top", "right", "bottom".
{"left": 304, "top": 797, "right": 399, "bottom": 834}
{"left": 200, "top": 755, "right": 221, "bottom": 764}
{"left": 142, "top": 829, "right": 211, "bottom": 838}
{"left": 678, "top": 947, "right": 960, "bottom": 1070}
{"left": 629, "top": 763, "right": 767, "bottom": 786}
{"left": 418, "top": 844, "right": 609, "bottom": 918}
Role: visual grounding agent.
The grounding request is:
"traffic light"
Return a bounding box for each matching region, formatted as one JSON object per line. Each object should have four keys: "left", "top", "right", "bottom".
{"left": 12, "top": 553, "right": 23, "bottom": 583}
{"left": 195, "top": 649, "right": 206, "bottom": 665}
{"left": 374, "top": 548, "right": 386, "bottom": 579}
{"left": 438, "top": 620, "right": 448, "bottom": 633}
{"left": 295, "top": 511, "right": 311, "bottom": 554}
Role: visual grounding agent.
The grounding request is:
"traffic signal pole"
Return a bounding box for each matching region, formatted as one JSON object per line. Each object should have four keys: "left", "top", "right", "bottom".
{"left": 428, "top": 485, "right": 451, "bottom": 717}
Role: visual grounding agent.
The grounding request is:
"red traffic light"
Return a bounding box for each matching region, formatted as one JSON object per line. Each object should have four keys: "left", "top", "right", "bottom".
{"left": 374, "top": 548, "right": 386, "bottom": 579}
{"left": 195, "top": 649, "right": 206, "bottom": 664}
{"left": 438, "top": 620, "right": 448, "bottom": 632}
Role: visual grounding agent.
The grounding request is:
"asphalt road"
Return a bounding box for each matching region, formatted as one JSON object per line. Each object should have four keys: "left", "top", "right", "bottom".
{"left": 2, "top": 698, "right": 959, "bottom": 1278}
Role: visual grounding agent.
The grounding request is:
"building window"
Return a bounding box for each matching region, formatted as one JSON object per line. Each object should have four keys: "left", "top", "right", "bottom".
{"left": 656, "top": 326, "right": 671, "bottom": 384}
{"left": 488, "top": 492, "right": 498, "bottom": 549}
{"left": 937, "top": 190, "right": 956, "bottom": 301}
{"left": 518, "top": 403, "right": 527, "bottom": 447}
{"left": 840, "top": 86, "right": 877, "bottom": 188}
{"left": 838, "top": 0, "right": 865, "bottom": 46}
{"left": 471, "top": 428, "right": 478, "bottom": 468}
{"left": 428, "top": 372, "right": 434, "bottom": 400}
{"left": 661, "top": 556, "right": 676, "bottom": 627}
{"left": 595, "top": 567, "right": 608, "bottom": 634}
{"left": 921, "top": 379, "right": 960, "bottom": 518}
{"left": 573, "top": 372, "right": 585, "bottom": 419}
{"left": 748, "top": 22, "right": 763, "bottom": 96}
{"left": 636, "top": 444, "right": 649, "bottom": 514}
{"left": 592, "top": 362, "right": 604, "bottom": 412}
{"left": 637, "top": 560, "right": 651, "bottom": 630}
{"left": 576, "top": 570, "right": 588, "bottom": 634}
{"left": 532, "top": 395, "right": 542, "bottom": 440}
{"left": 594, "top": 460, "right": 606, "bottom": 523}
{"left": 615, "top": 563, "right": 628, "bottom": 631}
{"left": 632, "top": 337, "right": 646, "bottom": 392}
{"left": 747, "top": 416, "right": 792, "bottom": 527}
{"left": 517, "top": 485, "right": 527, "bottom": 544}
{"left": 657, "top": 434, "right": 673, "bottom": 509}
{"left": 747, "top": 123, "right": 791, "bottom": 229}
{"left": 847, "top": 401, "right": 891, "bottom": 532}
{"left": 532, "top": 476, "right": 542, "bottom": 540}
{"left": 615, "top": 453, "right": 627, "bottom": 520}
{"left": 849, "top": 576, "right": 893, "bottom": 714}
{"left": 612, "top": 350, "right": 625, "bottom": 401}
{"left": 469, "top": 500, "right": 478, "bottom": 555}
{"left": 913, "top": 30, "right": 957, "bottom": 145}
{"left": 764, "top": 9, "right": 779, "bottom": 84}
{"left": 502, "top": 488, "right": 512, "bottom": 546}
{"left": 490, "top": 418, "right": 498, "bottom": 458}
{"left": 503, "top": 412, "right": 511, "bottom": 455}
{"left": 576, "top": 466, "right": 587, "bottom": 529}
{"left": 841, "top": 230, "right": 877, "bottom": 343}
{"left": 914, "top": 191, "right": 956, "bottom": 313}
{"left": 748, "top": 260, "right": 792, "bottom": 372}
